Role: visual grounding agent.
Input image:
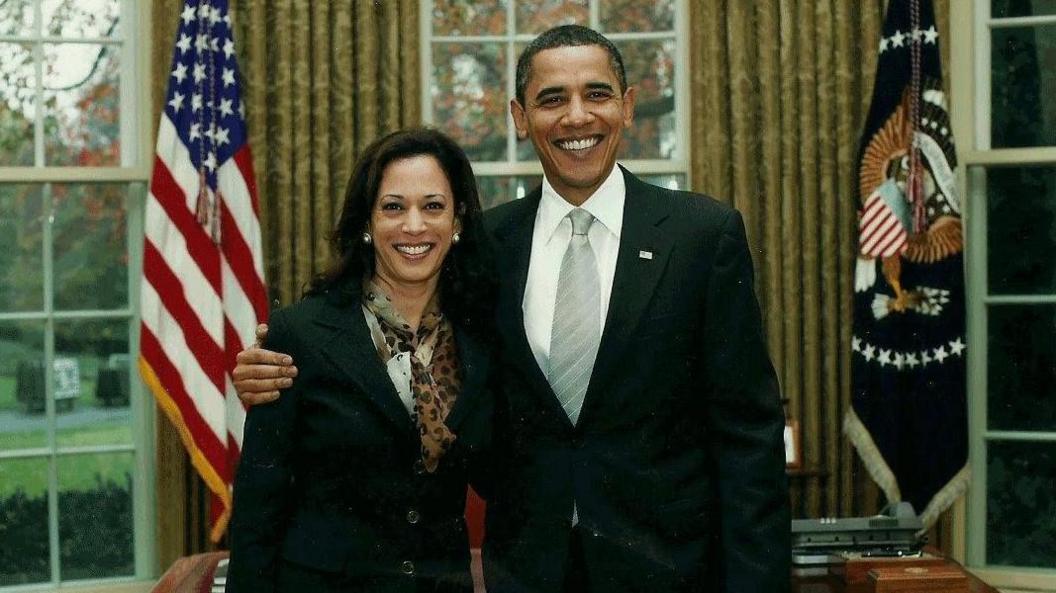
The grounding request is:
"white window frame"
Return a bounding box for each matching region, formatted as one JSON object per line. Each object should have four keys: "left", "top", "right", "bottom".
{"left": 419, "top": 0, "right": 691, "bottom": 192}
{"left": 0, "top": 1, "right": 155, "bottom": 591}
{"left": 951, "top": 1, "right": 1056, "bottom": 590}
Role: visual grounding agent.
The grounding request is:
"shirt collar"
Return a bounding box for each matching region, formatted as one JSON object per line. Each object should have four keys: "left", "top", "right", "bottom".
{"left": 538, "top": 164, "right": 625, "bottom": 245}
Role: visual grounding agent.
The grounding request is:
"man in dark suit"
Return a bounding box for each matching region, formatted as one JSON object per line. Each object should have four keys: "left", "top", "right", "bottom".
{"left": 235, "top": 25, "right": 789, "bottom": 593}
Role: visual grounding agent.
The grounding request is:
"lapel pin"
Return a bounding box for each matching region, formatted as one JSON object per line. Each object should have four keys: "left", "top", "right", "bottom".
{"left": 639, "top": 250, "right": 653, "bottom": 260}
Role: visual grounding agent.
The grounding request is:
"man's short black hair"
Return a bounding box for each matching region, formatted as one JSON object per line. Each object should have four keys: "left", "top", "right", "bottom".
{"left": 515, "top": 24, "right": 627, "bottom": 106}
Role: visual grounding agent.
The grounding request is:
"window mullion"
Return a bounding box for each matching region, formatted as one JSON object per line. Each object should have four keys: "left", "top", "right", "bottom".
{"left": 974, "top": 0, "right": 991, "bottom": 150}
{"left": 42, "top": 179, "right": 62, "bottom": 586}
{"left": 966, "top": 165, "right": 989, "bottom": 568}
{"left": 506, "top": 3, "right": 516, "bottom": 165}
{"left": 33, "top": 0, "right": 44, "bottom": 168}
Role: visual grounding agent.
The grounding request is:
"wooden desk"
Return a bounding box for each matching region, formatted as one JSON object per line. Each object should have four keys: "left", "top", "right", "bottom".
{"left": 793, "top": 555, "right": 998, "bottom": 593}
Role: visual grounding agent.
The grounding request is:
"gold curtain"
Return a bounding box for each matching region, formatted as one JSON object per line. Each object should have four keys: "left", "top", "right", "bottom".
{"left": 150, "top": 0, "right": 420, "bottom": 570}
{"left": 233, "top": 0, "right": 422, "bottom": 306}
{"left": 688, "top": 0, "right": 950, "bottom": 530}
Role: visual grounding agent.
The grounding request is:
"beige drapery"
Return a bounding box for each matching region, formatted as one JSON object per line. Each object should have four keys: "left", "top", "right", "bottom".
{"left": 150, "top": 0, "right": 420, "bottom": 570}
{"left": 688, "top": 0, "right": 950, "bottom": 526}
{"left": 151, "top": 0, "right": 954, "bottom": 569}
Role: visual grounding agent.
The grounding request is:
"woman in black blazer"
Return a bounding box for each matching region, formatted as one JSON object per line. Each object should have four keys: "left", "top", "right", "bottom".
{"left": 226, "top": 128, "right": 496, "bottom": 593}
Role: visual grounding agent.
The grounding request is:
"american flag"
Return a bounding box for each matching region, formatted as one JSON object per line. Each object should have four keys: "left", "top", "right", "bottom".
{"left": 140, "top": 0, "right": 267, "bottom": 542}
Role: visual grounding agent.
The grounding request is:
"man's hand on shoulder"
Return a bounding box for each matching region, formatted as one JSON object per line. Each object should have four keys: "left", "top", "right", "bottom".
{"left": 233, "top": 323, "right": 298, "bottom": 405}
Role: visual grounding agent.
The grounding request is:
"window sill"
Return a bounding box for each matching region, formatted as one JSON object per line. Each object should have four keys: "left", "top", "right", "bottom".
{"left": 5, "top": 580, "right": 153, "bottom": 593}
{"left": 971, "top": 567, "right": 1056, "bottom": 593}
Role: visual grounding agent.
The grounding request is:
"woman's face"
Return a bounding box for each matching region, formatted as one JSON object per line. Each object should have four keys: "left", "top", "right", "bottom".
{"left": 368, "top": 155, "right": 461, "bottom": 294}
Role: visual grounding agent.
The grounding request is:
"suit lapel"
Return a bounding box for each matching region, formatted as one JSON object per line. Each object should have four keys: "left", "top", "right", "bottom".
{"left": 490, "top": 192, "right": 572, "bottom": 425}
{"left": 583, "top": 169, "right": 673, "bottom": 418}
{"left": 313, "top": 287, "right": 416, "bottom": 436}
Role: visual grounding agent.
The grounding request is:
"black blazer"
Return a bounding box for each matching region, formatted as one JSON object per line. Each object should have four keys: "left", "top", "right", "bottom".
{"left": 226, "top": 283, "right": 492, "bottom": 593}
{"left": 481, "top": 168, "right": 790, "bottom": 593}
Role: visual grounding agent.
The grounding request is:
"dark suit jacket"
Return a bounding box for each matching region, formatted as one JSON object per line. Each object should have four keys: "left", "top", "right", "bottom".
{"left": 226, "top": 283, "right": 492, "bottom": 593}
{"left": 481, "top": 168, "right": 790, "bottom": 593}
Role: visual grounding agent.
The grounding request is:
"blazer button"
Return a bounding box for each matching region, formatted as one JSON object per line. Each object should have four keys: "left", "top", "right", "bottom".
{"left": 400, "top": 560, "right": 415, "bottom": 575}
{"left": 406, "top": 509, "right": 421, "bottom": 524}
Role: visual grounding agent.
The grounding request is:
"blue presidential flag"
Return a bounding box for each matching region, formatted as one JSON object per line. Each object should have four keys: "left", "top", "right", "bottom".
{"left": 846, "top": 0, "right": 968, "bottom": 529}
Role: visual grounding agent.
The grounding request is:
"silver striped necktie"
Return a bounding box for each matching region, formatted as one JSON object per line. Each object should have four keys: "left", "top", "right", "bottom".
{"left": 548, "top": 207, "right": 600, "bottom": 426}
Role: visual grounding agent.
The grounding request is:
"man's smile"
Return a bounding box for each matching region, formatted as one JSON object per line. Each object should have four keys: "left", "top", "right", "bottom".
{"left": 555, "top": 135, "right": 602, "bottom": 151}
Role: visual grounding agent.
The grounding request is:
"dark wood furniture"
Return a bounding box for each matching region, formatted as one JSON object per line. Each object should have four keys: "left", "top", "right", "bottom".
{"left": 793, "top": 553, "right": 999, "bottom": 593}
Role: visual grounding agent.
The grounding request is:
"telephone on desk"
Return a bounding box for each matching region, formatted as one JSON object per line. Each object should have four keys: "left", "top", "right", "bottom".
{"left": 791, "top": 502, "right": 924, "bottom": 567}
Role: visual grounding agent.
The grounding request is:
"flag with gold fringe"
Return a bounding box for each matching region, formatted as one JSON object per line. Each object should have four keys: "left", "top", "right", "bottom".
{"left": 846, "top": 0, "right": 968, "bottom": 529}
{"left": 140, "top": 0, "right": 267, "bottom": 541}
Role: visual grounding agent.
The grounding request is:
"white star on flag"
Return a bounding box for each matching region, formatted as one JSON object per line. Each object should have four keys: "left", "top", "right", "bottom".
{"left": 172, "top": 62, "right": 188, "bottom": 83}
{"left": 176, "top": 33, "right": 192, "bottom": 53}
{"left": 933, "top": 346, "right": 948, "bottom": 363}
{"left": 878, "top": 349, "right": 892, "bottom": 366}
{"left": 168, "top": 91, "right": 185, "bottom": 112}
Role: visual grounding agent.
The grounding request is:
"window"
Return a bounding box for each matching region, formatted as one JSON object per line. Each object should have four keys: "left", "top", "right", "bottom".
{"left": 0, "top": 0, "right": 154, "bottom": 589}
{"left": 957, "top": 0, "right": 1056, "bottom": 583}
{"left": 422, "top": 0, "right": 689, "bottom": 208}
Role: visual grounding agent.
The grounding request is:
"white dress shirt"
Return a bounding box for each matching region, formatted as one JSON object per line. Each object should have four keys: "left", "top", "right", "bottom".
{"left": 522, "top": 165, "right": 625, "bottom": 376}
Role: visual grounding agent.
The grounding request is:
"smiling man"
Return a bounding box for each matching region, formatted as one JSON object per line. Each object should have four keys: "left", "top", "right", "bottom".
{"left": 477, "top": 25, "right": 789, "bottom": 593}
{"left": 232, "top": 25, "right": 789, "bottom": 593}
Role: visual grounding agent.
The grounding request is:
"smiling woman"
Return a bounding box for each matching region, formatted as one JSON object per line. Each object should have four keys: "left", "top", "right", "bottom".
{"left": 225, "top": 128, "right": 497, "bottom": 593}
{"left": 369, "top": 155, "right": 462, "bottom": 301}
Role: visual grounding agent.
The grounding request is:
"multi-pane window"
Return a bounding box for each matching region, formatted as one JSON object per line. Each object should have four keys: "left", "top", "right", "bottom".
{"left": 0, "top": 0, "right": 152, "bottom": 588}
{"left": 423, "top": 0, "right": 688, "bottom": 209}
{"left": 963, "top": 0, "right": 1056, "bottom": 575}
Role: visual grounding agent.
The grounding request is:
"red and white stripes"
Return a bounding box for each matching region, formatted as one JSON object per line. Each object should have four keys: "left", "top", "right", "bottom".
{"left": 140, "top": 113, "right": 266, "bottom": 541}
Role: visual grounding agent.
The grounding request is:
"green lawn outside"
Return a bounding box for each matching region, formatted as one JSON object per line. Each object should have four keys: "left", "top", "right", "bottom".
{"left": 0, "top": 444, "right": 134, "bottom": 498}
{"left": 0, "top": 407, "right": 134, "bottom": 498}
{"left": 0, "top": 373, "right": 106, "bottom": 412}
{"left": 0, "top": 375, "right": 16, "bottom": 410}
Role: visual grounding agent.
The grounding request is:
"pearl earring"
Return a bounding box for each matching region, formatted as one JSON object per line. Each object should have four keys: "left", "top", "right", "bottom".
{"left": 452, "top": 232, "right": 461, "bottom": 244}
{"left": 362, "top": 232, "right": 372, "bottom": 245}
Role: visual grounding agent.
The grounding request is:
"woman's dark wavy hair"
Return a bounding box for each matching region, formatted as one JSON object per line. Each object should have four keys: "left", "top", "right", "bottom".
{"left": 307, "top": 127, "right": 496, "bottom": 338}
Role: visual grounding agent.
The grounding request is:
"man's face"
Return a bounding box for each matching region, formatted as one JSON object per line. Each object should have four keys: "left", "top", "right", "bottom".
{"left": 511, "top": 45, "right": 635, "bottom": 206}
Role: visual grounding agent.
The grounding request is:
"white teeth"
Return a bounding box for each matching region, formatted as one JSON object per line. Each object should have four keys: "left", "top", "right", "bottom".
{"left": 558, "top": 137, "right": 599, "bottom": 151}
{"left": 396, "top": 244, "right": 431, "bottom": 255}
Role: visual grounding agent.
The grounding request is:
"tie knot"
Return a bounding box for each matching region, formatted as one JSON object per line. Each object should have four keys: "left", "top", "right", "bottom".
{"left": 568, "top": 208, "right": 595, "bottom": 236}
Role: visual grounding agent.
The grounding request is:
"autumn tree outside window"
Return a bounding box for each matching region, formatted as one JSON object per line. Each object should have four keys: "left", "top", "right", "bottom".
{"left": 421, "top": 0, "right": 690, "bottom": 209}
